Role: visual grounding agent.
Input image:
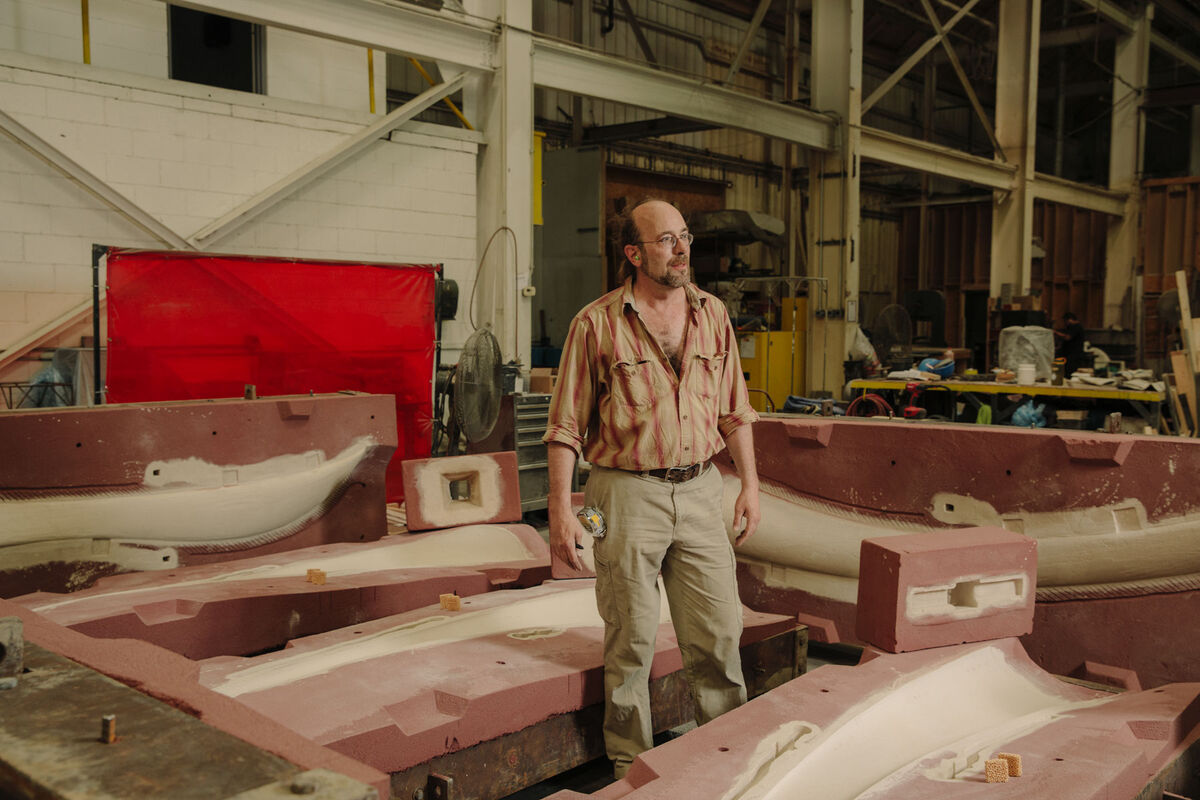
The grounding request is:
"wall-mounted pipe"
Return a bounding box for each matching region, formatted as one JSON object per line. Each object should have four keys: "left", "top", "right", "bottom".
{"left": 408, "top": 57, "right": 474, "bottom": 130}
{"left": 367, "top": 49, "right": 376, "bottom": 114}
{"left": 81, "top": 0, "right": 91, "bottom": 64}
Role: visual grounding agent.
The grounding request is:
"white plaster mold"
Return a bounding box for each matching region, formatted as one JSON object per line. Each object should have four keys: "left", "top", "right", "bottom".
{"left": 412, "top": 454, "right": 506, "bottom": 528}
{"left": 721, "top": 646, "right": 1109, "bottom": 800}
{"left": 204, "top": 582, "right": 671, "bottom": 699}
{"left": 0, "top": 437, "right": 377, "bottom": 551}
{"left": 725, "top": 472, "right": 1200, "bottom": 602}
{"left": 905, "top": 572, "right": 1028, "bottom": 622}
{"left": 29, "top": 524, "right": 538, "bottom": 614}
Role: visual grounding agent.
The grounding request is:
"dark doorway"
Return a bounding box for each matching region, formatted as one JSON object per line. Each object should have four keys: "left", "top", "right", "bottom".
{"left": 963, "top": 290, "right": 989, "bottom": 371}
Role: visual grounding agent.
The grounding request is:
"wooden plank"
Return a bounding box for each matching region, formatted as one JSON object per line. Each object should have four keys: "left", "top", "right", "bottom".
{"left": 1165, "top": 373, "right": 1192, "bottom": 437}
{"left": 0, "top": 644, "right": 299, "bottom": 799}
{"left": 1178, "top": 270, "right": 1200, "bottom": 373}
{"left": 1170, "top": 351, "right": 1198, "bottom": 435}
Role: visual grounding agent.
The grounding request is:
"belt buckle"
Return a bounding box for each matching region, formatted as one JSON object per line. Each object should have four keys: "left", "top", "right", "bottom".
{"left": 666, "top": 464, "right": 694, "bottom": 483}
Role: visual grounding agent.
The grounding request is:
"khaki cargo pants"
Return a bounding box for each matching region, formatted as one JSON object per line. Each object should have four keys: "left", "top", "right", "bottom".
{"left": 586, "top": 464, "right": 747, "bottom": 778}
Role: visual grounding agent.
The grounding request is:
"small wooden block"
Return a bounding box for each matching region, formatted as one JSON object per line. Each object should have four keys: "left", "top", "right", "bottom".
{"left": 996, "top": 752, "right": 1022, "bottom": 777}
{"left": 439, "top": 593, "right": 461, "bottom": 611}
{"left": 306, "top": 569, "right": 326, "bottom": 585}
{"left": 985, "top": 758, "right": 1010, "bottom": 783}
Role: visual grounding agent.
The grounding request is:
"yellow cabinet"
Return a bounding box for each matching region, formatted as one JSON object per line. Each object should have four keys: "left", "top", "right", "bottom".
{"left": 738, "top": 328, "right": 806, "bottom": 412}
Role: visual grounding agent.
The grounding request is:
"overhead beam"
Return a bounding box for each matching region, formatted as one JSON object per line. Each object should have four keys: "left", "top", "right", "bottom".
{"left": 1030, "top": 173, "right": 1128, "bottom": 215}
{"left": 1039, "top": 23, "right": 1106, "bottom": 48}
{"left": 165, "top": 0, "right": 496, "bottom": 71}
{"left": 582, "top": 116, "right": 717, "bottom": 144}
{"left": 1151, "top": 31, "right": 1200, "bottom": 74}
{"left": 1155, "top": 0, "right": 1200, "bottom": 35}
{"left": 190, "top": 74, "right": 465, "bottom": 248}
{"left": 862, "top": 0, "right": 982, "bottom": 113}
{"left": 1073, "top": 0, "right": 1135, "bottom": 33}
{"left": 1072, "top": 0, "right": 1200, "bottom": 70}
{"left": 860, "top": 126, "right": 1017, "bottom": 189}
{"left": 531, "top": 38, "right": 836, "bottom": 151}
{"left": 0, "top": 109, "right": 193, "bottom": 250}
{"left": 1146, "top": 82, "right": 1200, "bottom": 108}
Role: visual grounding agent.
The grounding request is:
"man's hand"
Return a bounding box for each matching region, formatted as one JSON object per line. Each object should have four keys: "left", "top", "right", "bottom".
{"left": 550, "top": 506, "right": 587, "bottom": 570}
{"left": 732, "top": 484, "right": 760, "bottom": 546}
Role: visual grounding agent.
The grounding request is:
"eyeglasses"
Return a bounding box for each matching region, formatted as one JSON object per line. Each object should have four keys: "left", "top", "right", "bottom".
{"left": 636, "top": 232, "right": 694, "bottom": 248}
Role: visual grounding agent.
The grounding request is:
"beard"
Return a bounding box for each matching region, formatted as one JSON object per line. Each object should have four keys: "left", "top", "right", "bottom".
{"left": 640, "top": 259, "right": 690, "bottom": 288}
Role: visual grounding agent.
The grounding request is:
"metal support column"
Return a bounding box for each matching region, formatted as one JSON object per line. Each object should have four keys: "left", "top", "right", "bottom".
{"left": 808, "top": 0, "right": 863, "bottom": 398}
{"left": 469, "top": 0, "right": 535, "bottom": 374}
{"left": 990, "top": 0, "right": 1040, "bottom": 298}
{"left": 1104, "top": 5, "right": 1152, "bottom": 328}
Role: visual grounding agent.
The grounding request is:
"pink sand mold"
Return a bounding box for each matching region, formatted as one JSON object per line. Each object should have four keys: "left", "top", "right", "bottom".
{"left": 719, "top": 416, "right": 1200, "bottom": 686}
{"left": 401, "top": 451, "right": 522, "bottom": 531}
{"left": 0, "top": 597, "right": 390, "bottom": 799}
{"left": 12, "top": 524, "right": 550, "bottom": 659}
{"left": 856, "top": 527, "right": 1036, "bottom": 653}
{"left": 545, "top": 637, "right": 1200, "bottom": 800}
{"left": 1, "top": 393, "right": 397, "bottom": 598}
{"left": 198, "top": 580, "right": 795, "bottom": 775}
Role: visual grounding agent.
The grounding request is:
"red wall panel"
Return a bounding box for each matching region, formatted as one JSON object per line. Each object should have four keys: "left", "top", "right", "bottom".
{"left": 106, "top": 249, "right": 437, "bottom": 501}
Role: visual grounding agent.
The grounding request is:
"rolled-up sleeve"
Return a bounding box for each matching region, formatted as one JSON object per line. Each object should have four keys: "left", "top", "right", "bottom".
{"left": 716, "top": 316, "right": 759, "bottom": 439}
{"left": 542, "top": 314, "right": 596, "bottom": 455}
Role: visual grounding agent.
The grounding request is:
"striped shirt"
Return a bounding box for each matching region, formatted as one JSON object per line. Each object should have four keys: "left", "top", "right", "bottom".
{"left": 543, "top": 278, "right": 758, "bottom": 471}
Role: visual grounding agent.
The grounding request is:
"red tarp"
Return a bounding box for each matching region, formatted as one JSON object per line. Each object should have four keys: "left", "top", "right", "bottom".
{"left": 106, "top": 249, "right": 437, "bottom": 501}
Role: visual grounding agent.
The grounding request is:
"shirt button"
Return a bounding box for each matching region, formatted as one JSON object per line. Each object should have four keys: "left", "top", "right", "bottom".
{"left": 684, "top": 445, "right": 690, "bottom": 450}
{"left": 682, "top": 415, "right": 688, "bottom": 420}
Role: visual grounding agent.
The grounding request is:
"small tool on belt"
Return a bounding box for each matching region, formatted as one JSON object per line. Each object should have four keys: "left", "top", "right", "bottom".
{"left": 576, "top": 506, "right": 606, "bottom": 544}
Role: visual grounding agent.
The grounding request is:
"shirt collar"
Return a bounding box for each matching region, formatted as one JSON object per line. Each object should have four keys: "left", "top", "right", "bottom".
{"left": 621, "top": 278, "right": 705, "bottom": 313}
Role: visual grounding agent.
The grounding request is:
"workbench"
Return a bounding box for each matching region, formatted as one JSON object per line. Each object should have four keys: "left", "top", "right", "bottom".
{"left": 847, "top": 378, "right": 1165, "bottom": 429}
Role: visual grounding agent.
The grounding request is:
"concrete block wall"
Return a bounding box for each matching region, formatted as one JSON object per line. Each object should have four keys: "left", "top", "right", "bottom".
{"left": 0, "top": 47, "right": 481, "bottom": 374}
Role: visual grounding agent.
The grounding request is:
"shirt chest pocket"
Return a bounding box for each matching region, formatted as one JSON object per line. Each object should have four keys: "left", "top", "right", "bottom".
{"left": 690, "top": 351, "right": 726, "bottom": 398}
{"left": 609, "top": 359, "right": 660, "bottom": 408}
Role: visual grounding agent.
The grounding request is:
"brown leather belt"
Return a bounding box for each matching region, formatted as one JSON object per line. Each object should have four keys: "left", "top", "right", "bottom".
{"left": 642, "top": 461, "right": 709, "bottom": 483}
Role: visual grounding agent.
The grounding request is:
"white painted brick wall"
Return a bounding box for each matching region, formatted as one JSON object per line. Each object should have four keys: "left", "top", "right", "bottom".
{"left": 2, "top": 0, "right": 377, "bottom": 109}
{"left": 0, "top": 48, "right": 482, "bottom": 363}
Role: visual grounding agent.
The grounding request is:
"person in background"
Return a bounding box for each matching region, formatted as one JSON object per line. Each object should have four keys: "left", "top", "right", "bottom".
{"left": 543, "top": 197, "right": 761, "bottom": 779}
{"left": 1054, "top": 311, "right": 1085, "bottom": 376}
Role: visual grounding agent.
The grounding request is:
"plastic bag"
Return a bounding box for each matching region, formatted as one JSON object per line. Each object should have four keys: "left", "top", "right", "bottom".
{"left": 1011, "top": 399, "right": 1047, "bottom": 428}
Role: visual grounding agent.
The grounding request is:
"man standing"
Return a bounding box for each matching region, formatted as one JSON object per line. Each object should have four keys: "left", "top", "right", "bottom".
{"left": 543, "top": 198, "right": 761, "bottom": 779}
{"left": 1054, "top": 311, "right": 1086, "bottom": 376}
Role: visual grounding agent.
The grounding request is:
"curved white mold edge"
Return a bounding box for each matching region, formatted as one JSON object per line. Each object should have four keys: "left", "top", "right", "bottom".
{"left": 204, "top": 581, "right": 672, "bottom": 699}
{"left": 721, "top": 645, "right": 1110, "bottom": 800}
{"left": 722, "top": 474, "right": 1200, "bottom": 589}
{"left": 0, "top": 437, "right": 379, "bottom": 550}
{"left": 30, "top": 524, "right": 540, "bottom": 614}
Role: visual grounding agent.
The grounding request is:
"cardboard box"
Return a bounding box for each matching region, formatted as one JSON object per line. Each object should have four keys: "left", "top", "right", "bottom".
{"left": 529, "top": 368, "right": 556, "bottom": 394}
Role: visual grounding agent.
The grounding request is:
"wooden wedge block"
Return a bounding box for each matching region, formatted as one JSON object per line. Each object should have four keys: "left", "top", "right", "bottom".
{"left": 996, "top": 752, "right": 1022, "bottom": 777}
